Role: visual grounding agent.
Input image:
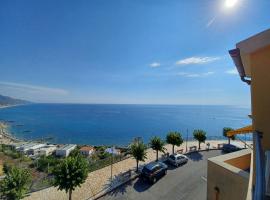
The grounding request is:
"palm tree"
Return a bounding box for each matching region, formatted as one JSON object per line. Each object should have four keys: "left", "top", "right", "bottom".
{"left": 193, "top": 129, "right": 207, "bottom": 149}
{"left": 0, "top": 166, "right": 31, "bottom": 200}
{"left": 53, "top": 155, "right": 88, "bottom": 200}
{"left": 223, "top": 127, "right": 235, "bottom": 144}
{"left": 166, "top": 131, "right": 183, "bottom": 154}
{"left": 150, "top": 136, "right": 166, "bottom": 161}
{"left": 130, "top": 139, "right": 147, "bottom": 172}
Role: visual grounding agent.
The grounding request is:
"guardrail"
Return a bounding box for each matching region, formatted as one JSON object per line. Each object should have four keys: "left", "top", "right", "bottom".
{"left": 253, "top": 131, "right": 265, "bottom": 200}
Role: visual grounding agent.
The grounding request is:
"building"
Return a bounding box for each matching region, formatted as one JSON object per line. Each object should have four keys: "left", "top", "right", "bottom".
{"left": 36, "top": 145, "right": 57, "bottom": 156}
{"left": 55, "top": 144, "right": 77, "bottom": 157}
{"left": 105, "top": 147, "right": 121, "bottom": 155}
{"left": 207, "top": 29, "right": 270, "bottom": 200}
{"left": 79, "top": 146, "right": 95, "bottom": 156}
{"left": 17, "top": 143, "right": 46, "bottom": 155}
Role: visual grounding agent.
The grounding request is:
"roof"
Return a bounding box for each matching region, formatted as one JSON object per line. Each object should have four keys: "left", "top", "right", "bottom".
{"left": 232, "top": 29, "right": 270, "bottom": 78}
{"left": 227, "top": 125, "right": 253, "bottom": 137}
{"left": 80, "top": 146, "right": 94, "bottom": 151}
{"left": 58, "top": 144, "right": 77, "bottom": 151}
{"left": 236, "top": 29, "right": 270, "bottom": 54}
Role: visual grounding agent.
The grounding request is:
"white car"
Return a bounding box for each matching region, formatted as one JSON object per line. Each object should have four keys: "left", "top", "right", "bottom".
{"left": 168, "top": 154, "right": 188, "bottom": 167}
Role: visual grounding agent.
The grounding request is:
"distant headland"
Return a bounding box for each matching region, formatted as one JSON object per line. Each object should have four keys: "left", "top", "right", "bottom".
{"left": 0, "top": 94, "right": 31, "bottom": 108}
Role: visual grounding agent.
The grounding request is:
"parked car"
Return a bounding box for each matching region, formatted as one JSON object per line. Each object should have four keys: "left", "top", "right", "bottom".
{"left": 222, "top": 144, "right": 241, "bottom": 153}
{"left": 141, "top": 162, "right": 168, "bottom": 183}
{"left": 168, "top": 154, "right": 188, "bottom": 167}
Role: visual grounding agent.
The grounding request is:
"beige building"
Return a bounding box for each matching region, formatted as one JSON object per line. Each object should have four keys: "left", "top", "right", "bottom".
{"left": 207, "top": 29, "right": 270, "bottom": 200}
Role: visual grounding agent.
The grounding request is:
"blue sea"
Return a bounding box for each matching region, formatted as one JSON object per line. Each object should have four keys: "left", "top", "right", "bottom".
{"left": 0, "top": 104, "right": 251, "bottom": 146}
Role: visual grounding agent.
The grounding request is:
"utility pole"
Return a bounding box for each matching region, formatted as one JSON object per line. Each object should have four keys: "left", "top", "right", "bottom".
{"left": 186, "top": 129, "right": 188, "bottom": 152}
{"left": 110, "top": 146, "right": 114, "bottom": 184}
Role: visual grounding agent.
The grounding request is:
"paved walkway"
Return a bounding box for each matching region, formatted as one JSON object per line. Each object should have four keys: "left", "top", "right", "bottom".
{"left": 24, "top": 140, "right": 249, "bottom": 200}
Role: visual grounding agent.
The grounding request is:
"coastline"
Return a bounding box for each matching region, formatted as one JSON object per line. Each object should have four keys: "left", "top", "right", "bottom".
{"left": 0, "top": 122, "right": 23, "bottom": 144}
{"left": 0, "top": 104, "right": 26, "bottom": 110}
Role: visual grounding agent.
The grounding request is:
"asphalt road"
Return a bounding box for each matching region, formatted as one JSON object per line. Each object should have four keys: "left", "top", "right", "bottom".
{"left": 99, "top": 150, "right": 222, "bottom": 200}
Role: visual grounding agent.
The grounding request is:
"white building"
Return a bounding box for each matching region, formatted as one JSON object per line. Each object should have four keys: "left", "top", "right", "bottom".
{"left": 18, "top": 143, "right": 46, "bottom": 154}
{"left": 55, "top": 144, "right": 77, "bottom": 157}
{"left": 105, "top": 147, "right": 121, "bottom": 155}
{"left": 36, "top": 145, "right": 57, "bottom": 156}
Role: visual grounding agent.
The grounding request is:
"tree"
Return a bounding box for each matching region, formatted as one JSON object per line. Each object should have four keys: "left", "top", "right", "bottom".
{"left": 130, "top": 139, "right": 147, "bottom": 172}
{"left": 223, "top": 127, "right": 235, "bottom": 144}
{"left": 166, "top": 131, "right": 183, "bottom": 154}
{"left": 150, "top": 136, "right": 166, "bottom": 161}
{"left": 53, "top": 155, "right": 89, "bottom": 200}
{"left": 3, "top": 163, "right": 12, "bottom": 174}
{"left": 69, "top": 148, "right": 81, "bottom": 157}
{"left": 0, "top": 166, "right": 31, "bottom": 200}
{"left": 193, "top": 129, "right": 207, "bottom": 149}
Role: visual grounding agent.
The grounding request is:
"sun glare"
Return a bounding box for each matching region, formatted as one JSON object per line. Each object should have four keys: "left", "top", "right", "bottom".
{"left": 225, "top": 0, "right": 238, "bottom": 8}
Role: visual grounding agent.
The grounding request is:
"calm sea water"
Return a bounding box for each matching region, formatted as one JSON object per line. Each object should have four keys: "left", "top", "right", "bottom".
{"left": 0, "top": 104, "right": 251, "bottom": 146}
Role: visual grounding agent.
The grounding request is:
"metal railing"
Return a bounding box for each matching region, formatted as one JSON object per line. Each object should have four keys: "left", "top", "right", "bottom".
{"left": 253, "top": 131, "right": 265, "bottom": 200}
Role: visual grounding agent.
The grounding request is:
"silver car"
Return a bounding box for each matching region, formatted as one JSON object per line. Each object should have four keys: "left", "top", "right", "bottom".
{"left": 168, "top": 154, "right": 188, "bottom": 167}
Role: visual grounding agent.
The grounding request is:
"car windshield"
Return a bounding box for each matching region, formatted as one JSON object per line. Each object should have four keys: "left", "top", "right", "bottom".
{"left": 142, "top": 167, "right": 152, "bottom": 173}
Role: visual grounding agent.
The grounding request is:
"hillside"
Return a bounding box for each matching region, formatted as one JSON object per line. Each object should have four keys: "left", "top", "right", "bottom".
{"left": 0, "top": 94, "right": 30, "bottom": 106}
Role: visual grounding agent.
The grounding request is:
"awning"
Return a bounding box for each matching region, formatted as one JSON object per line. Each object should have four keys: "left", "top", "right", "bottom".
{"left": 227, "top": 125, "right": 253, "bottom": 137}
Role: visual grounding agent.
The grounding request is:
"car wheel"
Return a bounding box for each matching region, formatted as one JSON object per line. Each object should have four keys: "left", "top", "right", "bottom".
{"left": 152, "top": 177, "right": 157, "bottom": 183}
{"left": 164, "top": 170, "right": 167, "bottom": 175}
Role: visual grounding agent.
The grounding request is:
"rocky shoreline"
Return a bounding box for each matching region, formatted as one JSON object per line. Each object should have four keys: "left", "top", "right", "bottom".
{"left": 0, "top": 122, "right": 23, "bottom": 144}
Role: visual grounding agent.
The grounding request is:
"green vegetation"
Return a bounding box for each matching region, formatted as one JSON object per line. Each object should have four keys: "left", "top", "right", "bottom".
{"left": 130, "top": 139, "right": 147, "bottom": 172}
{"left": 0, "top": 164, "right": 3, "bottom": 176}
{"left": 33, "top": 155, "right": 61, "bottom": 173}
{"left": 0, "top": 166, "right": 31, "bottom": 200}
{"left": 88, "top": 154, "right": 125, "bottom": 172}
{"left": 150, "top": 136, "right": 166, "bottom": 161}
{"left": 223, "top": 127, "right": 235, "bottom": 144}
{"left": 166, "top": 131, "right": 183, "bottom": 154}
{"left": 0, "top": 144, "right": 21, "bottom": 159}
{"left": 69, "top": 147, "right": 81, "bottom": 158}
{"left": 52, "top": 155, "right": 88, "bottom": 200}
{"left": 193, "top": 129, "right": 207, "bottom": 149}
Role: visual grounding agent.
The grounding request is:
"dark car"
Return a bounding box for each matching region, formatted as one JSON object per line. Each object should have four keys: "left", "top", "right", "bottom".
{"left": 141, "top": 162, "right": 168, "bottom": 183}
{"left": 222, "top": 144, "right": 241, "bottom": 153}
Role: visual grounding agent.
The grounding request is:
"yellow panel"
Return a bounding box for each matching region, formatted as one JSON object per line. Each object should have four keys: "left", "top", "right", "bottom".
{"left": 227, "top": 125, "right": 253, "bottom": 137}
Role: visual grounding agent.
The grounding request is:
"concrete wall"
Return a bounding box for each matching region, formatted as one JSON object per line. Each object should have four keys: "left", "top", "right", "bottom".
{"left": 225, "top": 153, "right": 251, "bottom": 170}
{"left": 250, "top": 45, "right": 270, "bottom": 152}
{"left": 207, "top": 150, "right": 250, "bottom": 200}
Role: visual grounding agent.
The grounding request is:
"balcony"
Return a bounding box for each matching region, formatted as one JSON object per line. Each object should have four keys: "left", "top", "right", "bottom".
{"left": 207, "top": 149, "right": 252, "bottom": 200}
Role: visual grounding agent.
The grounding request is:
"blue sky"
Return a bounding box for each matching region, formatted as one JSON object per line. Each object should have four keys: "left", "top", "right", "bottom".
{"left": 0, "top": 0, "right": 269, "bottom": 105}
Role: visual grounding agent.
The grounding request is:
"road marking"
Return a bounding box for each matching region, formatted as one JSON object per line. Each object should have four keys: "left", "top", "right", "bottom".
{"left": 201, "top": 176, "right": 207, "bottom": 182}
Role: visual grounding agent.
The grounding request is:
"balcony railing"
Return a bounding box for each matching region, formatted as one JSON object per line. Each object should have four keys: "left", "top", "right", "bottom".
{"left": 253, "top": 131, "right": 265, "bottom": 200}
